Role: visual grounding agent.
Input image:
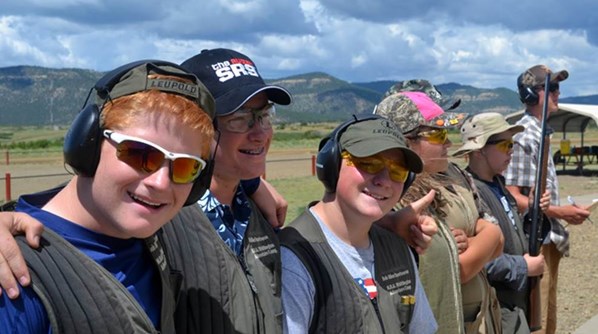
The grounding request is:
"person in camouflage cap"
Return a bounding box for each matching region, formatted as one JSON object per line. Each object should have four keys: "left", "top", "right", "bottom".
{"left": 375, "top": 91, "right": 504, "bottom": 334}
{"left": 383, "top": 79, "right": 461, "bottom": 111}
{"left": 375, "top": 91, "right": 467, "bottom": 135}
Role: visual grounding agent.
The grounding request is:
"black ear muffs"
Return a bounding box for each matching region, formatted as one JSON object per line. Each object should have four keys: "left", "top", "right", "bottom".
{"left": 63, "top": 103, "right": 102, "bottom": 177}
{"left": 185, "top": 158, "right": 214, "bottom": 206}
{"left": 401, "top": 171, "right": 416, "bottom": 199}
{"left": 316, "top": 114, "right": 416, "bottom": 196}
{"left": 517, "top": 73, "right": 539, "bottom": 106}
{"left": 63, "top": 59, "right": 216, "bottom": 206}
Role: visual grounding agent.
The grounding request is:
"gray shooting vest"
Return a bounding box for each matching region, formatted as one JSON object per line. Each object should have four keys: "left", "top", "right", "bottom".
{"left": 162, "top": 201, "right": 282, "bottom": 334}
{"left": 280, "top": 208, "right": 417, "bottom": 334}
{"left": 15, "top": 230, "right": 176, "bottom": 334}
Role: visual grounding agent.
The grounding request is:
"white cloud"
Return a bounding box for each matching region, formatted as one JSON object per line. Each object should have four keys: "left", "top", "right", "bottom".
{"left": 0, "top": 0, "right": 597, "bottom": 97}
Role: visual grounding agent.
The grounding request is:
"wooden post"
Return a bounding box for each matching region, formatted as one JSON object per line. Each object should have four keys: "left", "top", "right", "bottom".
{"left": 311, "top": 155, "right": 316, "bottom": 176}
{"left": 5, "top": 173, "right": 11, "bottom": 202}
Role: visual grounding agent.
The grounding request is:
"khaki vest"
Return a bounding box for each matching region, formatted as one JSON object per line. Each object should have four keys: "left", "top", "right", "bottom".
{"left": 444, "top": 165, "right": 502, "bottom": 334}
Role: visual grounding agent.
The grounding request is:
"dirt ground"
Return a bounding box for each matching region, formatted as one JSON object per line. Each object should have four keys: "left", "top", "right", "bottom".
{"left": 2, "top": 152, "right": 598, "bottom": 333}
{"left": 551, "top": 176, "right": 598, "bottom": 334}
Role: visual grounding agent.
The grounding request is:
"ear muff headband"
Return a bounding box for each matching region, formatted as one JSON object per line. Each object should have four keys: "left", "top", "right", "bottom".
{"left": 517, "top": 73, "right": 539, "bottom": 106}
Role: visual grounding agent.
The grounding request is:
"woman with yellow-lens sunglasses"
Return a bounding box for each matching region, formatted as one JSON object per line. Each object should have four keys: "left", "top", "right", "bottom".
{"left": 376, "top": 90, "right": 504, "bottom": 334}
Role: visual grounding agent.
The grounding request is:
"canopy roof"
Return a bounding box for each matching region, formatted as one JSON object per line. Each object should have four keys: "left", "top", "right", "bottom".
{"left": 505, "top": 103, "right": 598, "bottom": 135}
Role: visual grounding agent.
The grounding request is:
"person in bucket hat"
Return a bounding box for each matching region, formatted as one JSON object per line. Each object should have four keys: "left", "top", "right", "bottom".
{"left": 279, "top": 116, "right": 436, "bottom": 334}
{"left": 505, "top": 64, "right": 589, "bottom": 334}
{"left": 453, "top": 112, "right": 524, "bottom": 157}
{"left": 456, "top": 112, "right": 551, "bottom": 334}
{"left": 376, "top": 91, "right": 504, "bottom": 334}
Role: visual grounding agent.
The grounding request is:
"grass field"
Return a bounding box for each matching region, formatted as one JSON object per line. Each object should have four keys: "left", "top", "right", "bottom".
{"left": 1, "top": 123, "right": 598, "bottom": 333}
{"left": 3, "top": 122, "right": 598, "bottom": 214}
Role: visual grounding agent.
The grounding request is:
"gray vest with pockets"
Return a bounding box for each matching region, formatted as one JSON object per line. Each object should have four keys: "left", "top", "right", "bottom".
{"left": 161, "top": 200, "right": 282, "bottom": 334}
{"left": 280, "top": 209, "right": 417, "bottom": 334}
{"left": 15, "top": 229, "right": 176, "bottom": 334}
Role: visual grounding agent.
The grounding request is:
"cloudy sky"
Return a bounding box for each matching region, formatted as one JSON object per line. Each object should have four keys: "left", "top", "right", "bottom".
{"left": 1, "top": 0, "right": 596, "bottom": 97}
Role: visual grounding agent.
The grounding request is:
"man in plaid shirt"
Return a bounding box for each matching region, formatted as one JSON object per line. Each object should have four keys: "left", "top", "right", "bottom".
{"left": 504, "top": 64, "right": 590, "bottom": 334}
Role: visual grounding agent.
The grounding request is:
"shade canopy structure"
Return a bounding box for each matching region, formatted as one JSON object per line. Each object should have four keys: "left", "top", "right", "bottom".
{"left": 505, "top": 103, "right": 598, "bottom": 172}
{"left": 505, "top": 103, "right": 598, "bottom": 136}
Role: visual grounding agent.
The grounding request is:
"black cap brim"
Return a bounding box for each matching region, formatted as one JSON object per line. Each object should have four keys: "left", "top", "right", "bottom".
{"left": 216, "top": 84, "right": 291, "bottom": 116}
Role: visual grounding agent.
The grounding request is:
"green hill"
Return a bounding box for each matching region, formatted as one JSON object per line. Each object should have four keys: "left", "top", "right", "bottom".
{"left": 2, "top": 65, "right": 596, "bottom": 126}
{"left": 0, "top": 66, "right": 103, "bottom": 126}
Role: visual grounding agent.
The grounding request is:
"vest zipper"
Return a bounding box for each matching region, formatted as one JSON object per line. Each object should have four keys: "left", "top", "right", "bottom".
{"left": 239, "top": 239, "right": 265, "bottom": 333}
{"left": 238, "top": 251, "right": 259, "bottom": 294}
{"left": 370, "top": 297, "right": 386, "bottom": 334}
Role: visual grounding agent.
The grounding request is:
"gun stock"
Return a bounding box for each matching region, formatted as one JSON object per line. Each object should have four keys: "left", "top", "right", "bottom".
{"left": 527, "top": 73, "right": 552, "bottom": 331}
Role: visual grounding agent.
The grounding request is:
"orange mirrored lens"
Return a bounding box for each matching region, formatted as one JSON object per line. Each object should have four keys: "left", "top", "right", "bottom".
{"left": 116, "top": 140, "right": 200, "bottom": 184}
{"left": 172, "top": 159, "right": 201, "bottom": 183}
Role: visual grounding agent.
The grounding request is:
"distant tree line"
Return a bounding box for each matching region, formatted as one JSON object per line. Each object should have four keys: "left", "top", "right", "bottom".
{"left": 0, "top": 138, "right": 64, "bottom": 150}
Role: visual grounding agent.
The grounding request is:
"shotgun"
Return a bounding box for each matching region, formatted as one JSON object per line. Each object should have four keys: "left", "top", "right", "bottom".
{"left": 527, "top": 72, "right": 551, "bottom": 331}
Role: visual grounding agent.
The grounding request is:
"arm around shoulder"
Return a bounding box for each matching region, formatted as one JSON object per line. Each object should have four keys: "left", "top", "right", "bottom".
{"left": 0, "top": 211, "right": 44, "bottom": 299}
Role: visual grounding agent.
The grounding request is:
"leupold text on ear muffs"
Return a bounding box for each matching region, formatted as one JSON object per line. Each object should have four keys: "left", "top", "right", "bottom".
{"left": 62, "top": 59, "right": 216, "bottom": 206}
{"left": 316, "top": 114, "right": 416, "bottom": 195}
{"left": 517, "top": 73, "right": 539, "bottom": 106}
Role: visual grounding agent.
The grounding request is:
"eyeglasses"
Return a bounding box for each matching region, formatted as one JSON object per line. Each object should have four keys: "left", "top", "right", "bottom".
{"left": 416, "top": 129, "right": 448, "bottom": 145}
{"left": 535, "top": 83, "right": 560, "bottom": 93}
{"left": 103, "top": 130, "right": 206, "bottom": 184}
{"left": 222, "top": 103, "right": 275, "bottom": 133}
{"left": 486, "top": 138, "right": 515, "bottom": 154}
{"left": 341, "top": 151, "right": 410, "bottom": 183}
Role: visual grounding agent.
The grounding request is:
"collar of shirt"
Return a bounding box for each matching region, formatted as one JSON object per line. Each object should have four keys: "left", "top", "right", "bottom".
{"left": 520, "top": 112, "right": 554, "bottom": 137}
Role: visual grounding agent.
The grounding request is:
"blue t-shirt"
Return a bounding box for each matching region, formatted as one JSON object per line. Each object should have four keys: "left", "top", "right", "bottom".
{"left": 0, "top": 190, "right": 161, "bottom": 333}
{"left": 482, "top": 179, "right": 518, "bottom": 230}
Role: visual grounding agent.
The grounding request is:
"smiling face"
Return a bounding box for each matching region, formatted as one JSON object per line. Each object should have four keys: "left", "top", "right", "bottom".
{"left": 335, "top": 148, "right": 406, "bottom": 222}
{"left": 213, "top": 92, "right": 273, "bottom": 182}
{"left": 86, "top": 112, "right": 206, "bottom": 239}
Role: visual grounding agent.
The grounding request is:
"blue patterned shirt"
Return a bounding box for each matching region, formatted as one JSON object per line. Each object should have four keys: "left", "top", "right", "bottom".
{"left": 198, "top": 184, "right": 252, "bottom": 255}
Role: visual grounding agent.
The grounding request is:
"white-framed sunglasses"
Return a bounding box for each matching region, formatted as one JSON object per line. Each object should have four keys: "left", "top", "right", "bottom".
{"left": 103, "top": 130, "right": 206, "bottom": 184}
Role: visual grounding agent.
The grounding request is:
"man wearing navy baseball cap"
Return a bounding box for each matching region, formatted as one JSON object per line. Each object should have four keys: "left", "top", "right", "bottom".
{"left": 181, "top": 48, "right": 291, "bottom": 116}
{"left": 160, "top": 48, "right": 292, "bottom": 333}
